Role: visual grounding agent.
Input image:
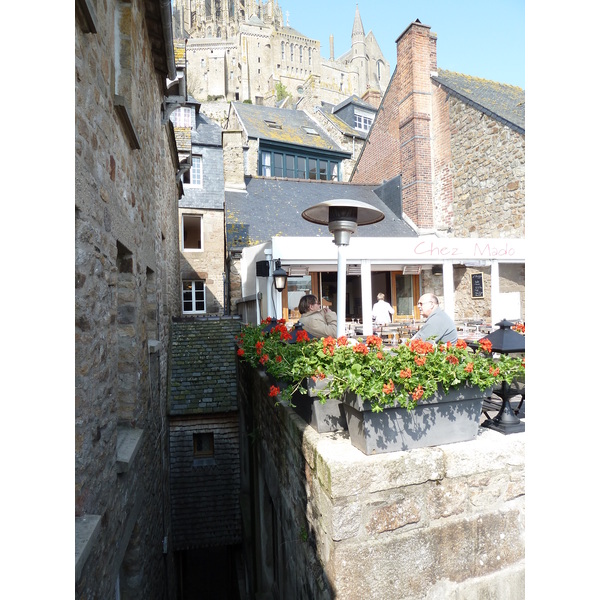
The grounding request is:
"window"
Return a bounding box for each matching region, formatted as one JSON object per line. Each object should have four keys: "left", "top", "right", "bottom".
{"left": 183, "top": 155, "right": 203, "bottom": 186}
{"left": 182, "top": 215, "right": 203, "bottom": 251}
{"left": 330, "top": 162, "right": 339, "bottom": 182}
{"left": 171, "top": 106, "right": 193, "bottom": 128}
{"left": 285, "top": 154, "right": 295, "bottom": 178}
{"left": 260, "top": 149, "right": 340, "bottom": 181}
{"left": 308, "top": 47, "right": 312, "bottom": 66}
{"left": 261, "top": 151, "right": 271, "bottom": 176}
{"left": 193, "top": 432, "right": 214, "bottom": 457}
{"left": 182, "top": 280, "right": 206, "bottom": 313}
{"left": 354, "top": 113, "right": 373, "bottom": 132}
{"left": 273, "top": 153, "right": 284, "bottom": 177}
{"left": 290, "top": 44, "right": 294, "bottom": 61}
{"left": 299, "top": 46, "right": 303, "bottom": 63}
{"left": 297, "top": 156, "right": 307, "bottom": 179}
{"left": 281, "top": 41, "right": 285, "bottom": 61}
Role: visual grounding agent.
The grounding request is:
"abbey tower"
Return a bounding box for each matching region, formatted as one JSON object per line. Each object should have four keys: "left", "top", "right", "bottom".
{"left": 172, "top": 0, "right": 390, "bottom": 108}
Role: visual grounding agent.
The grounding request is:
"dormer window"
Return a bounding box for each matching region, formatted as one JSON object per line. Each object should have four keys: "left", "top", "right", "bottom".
{"left": 354, "top": 112, "right": 373, "bottom": 132}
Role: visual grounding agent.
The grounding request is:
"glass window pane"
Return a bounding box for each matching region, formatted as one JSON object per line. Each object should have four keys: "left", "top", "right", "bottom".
{"left": 395, "top": 274, "right": 414, "bottom": 316}
{"left": 308, "top": 158, "right": 317, "bottom": 180}
{"left": 297, "top": 156, "right": 306, "bottom": 179}
{"left": 285, "top": 155, "right": 295, "bottom": 177}
{"left": 191, "top": 156, "right": 202, "bottom": 186}
{"left": 261, "top": 151, "right": 271, "bottom": 177}
{"left": 286, "top": 275, "right": 312, "bottom": 319}
{"left": 319, "top": 161, "right": 327, "bottom": 180}
{"left": 273, "top": 153, "right": 284, "bottom": 177}
{"left": 331, "top": 162, "right": 338, "bottom": 182}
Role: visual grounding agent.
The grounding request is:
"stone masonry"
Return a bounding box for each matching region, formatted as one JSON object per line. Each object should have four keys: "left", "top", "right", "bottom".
{"left": 239, "top": 362, "right": 525, "bottom": 599}
{"left": 75, "top": 0, "right": 180, "bottom": 596}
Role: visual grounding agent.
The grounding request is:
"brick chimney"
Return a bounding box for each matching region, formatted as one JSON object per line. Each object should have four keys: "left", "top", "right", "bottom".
{"left": 351, "top": 21, "right": 438, "bottom": 229}
{"left": 222, "top": 130, "right": 246, "bottom": 190}
{"left": 393, "top": 20, "right": 437, "bottom": 229}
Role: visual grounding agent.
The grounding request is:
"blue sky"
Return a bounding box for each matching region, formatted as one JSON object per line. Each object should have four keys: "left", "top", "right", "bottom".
{"left": 283, "top": 0, "right": 525, "bottom": 88}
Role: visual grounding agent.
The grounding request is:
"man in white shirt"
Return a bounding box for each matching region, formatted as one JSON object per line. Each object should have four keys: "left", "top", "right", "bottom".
{"left": 372, "top": 293, "right": 394, "bottom": 325}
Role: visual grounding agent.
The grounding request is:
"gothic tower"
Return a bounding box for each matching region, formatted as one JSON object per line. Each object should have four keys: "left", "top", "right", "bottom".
{"left": 351, "top": 4, "right": 367, "bottom": 92}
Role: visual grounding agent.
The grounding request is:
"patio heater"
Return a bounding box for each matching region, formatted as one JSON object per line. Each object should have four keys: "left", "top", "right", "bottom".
{"left": 480, "top": 319, "right": 525, "bottom": 434}
{"left": 301, "top": 199, "right": 384, "bottom": 338}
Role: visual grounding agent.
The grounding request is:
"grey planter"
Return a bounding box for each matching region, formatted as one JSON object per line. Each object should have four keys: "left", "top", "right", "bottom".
{"left": 343, "top": 384, "right": 491, "bottom": 455}
{"left": 292, "top": 376, "right": 347, "bottom": 433}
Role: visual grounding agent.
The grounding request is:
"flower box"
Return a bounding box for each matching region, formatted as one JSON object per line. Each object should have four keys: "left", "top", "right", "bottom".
{"left": 342, "top": 384, "right": 492, "bottom": 455}
{"left": 291, "top": 376, "right": 347, "bottom": 433}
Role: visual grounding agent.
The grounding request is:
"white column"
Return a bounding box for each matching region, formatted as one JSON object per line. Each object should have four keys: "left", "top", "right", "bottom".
{"left": 336, "top": 245, "right": 347, "bottom": 338}
{"left": 255, "top": 273, "right": 260, "bottom": 325}
{"left": 265, "top": 250, "right": 273, "bottom": 320}
{"left": 442, "top": 262, "right": 455, "bottom": 321}
{"left": 361, "top": 259, "right": 373, "bottom": 336}
{"left": 490, "top": 260, "right": 500, "bottom": 329}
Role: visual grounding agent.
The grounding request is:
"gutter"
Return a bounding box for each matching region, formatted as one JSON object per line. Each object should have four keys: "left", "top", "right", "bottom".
{"left": 160, "top": 0, "right": 177, "bottom": 81}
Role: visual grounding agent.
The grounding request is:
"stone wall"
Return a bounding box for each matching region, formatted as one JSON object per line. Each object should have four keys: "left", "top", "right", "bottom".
{"left": 443, "top": 92, "right": 525, "bottom": 238}
{"left": 75, "top": 0, "right": 179, "bottom": 596}
{"left": 239, "top": 363, "right": 525, "bottom": 599}
{"left": 179, "top": 208, "right": 226, "bottom": 314}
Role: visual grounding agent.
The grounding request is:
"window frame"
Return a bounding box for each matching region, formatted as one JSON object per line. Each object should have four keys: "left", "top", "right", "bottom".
{"left": 181, "top": 214, "right": 204, "bottom": 252}
{"left": 181, "top": 280, "right": 206, "bottom": 314}
{"left": 259, "top": 148, "right": 342, "bottom": 181}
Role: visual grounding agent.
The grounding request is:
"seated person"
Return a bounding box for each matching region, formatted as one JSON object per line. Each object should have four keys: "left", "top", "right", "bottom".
{"left": 298, "top": 294, "right": 337, "bottom": 338}
{"left": 411, "top": 293, "right": 458, "bottom": 344}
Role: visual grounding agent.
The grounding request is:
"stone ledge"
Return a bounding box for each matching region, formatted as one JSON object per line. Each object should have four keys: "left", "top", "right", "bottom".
{"left": 309, "top": 420, "right": 525, "bottom": 499}
{"left": 75, "top": 514, "right": 101, "bottom": 582}
{"left": 116, "top": 427, "right": 144, "bottom": 474}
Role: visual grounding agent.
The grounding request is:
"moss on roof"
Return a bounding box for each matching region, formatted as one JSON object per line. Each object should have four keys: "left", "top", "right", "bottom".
{"left": 433, "top": 69, "right": 524, "bottom": 132}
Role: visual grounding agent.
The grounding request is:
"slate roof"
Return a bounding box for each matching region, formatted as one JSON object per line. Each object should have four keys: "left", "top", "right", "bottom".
{"left": 432, "top": 69, "right": 525, "bottom": 133}
{"left": 230, "top": 102, "right": 347, "bottom": 154}
{"left": 169, "top": 317, "right": 242, "bottom": 415}
{"left": 332, "top": 95, "right": 376, "bottom": 114}
{"left": 316, "top": 95, "right": 376, "bottom": 140}
{"left": 225, "top": 176, "right": 417, "bottom": 248}
{"left": 191, "top": 111, "right": 222, "bottom": 147}
{"left": 317, "top": 109, "right": 367, "bottom": 139}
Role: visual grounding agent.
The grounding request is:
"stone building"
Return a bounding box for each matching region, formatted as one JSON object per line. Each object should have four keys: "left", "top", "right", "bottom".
{"left": 172, "top": 0, "right": 390, "bottom": 108}
{"left": 352, "top": 20, "right": 526, "bottom": 323}
{"left": 225, "top": 101, "right": 351, "bottom": 181}
{"left": 171, "top": 97, "right": 229, "bottom": 315}
{"left": 75, "top": 0, "right": 182, "bottom": 597}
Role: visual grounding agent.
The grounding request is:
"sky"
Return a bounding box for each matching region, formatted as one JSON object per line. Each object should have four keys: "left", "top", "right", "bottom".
{"left": 283, "top": 0, "right": 525, "bottom": 88}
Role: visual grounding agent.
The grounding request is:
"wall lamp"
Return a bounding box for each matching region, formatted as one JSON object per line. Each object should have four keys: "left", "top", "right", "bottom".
{"left": 272, "top": 259, "right": 288, "bottom": 292}
{"left": 256, "top": 259, "right": 288, "bottom": 292}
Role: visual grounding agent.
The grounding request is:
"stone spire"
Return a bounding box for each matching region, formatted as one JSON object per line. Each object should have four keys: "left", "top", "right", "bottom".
{"left": 351, "top": 4, "right": 365, "bottom": 43}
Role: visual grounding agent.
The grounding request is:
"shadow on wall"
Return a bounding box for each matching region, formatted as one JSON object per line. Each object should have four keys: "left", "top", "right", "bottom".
{"left": 180, "top": 254, "right": 225, "bottom": 315}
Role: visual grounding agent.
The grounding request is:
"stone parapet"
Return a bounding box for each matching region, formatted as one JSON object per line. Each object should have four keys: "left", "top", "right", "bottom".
{"left": 240, "top": 363, "right": 525, "bottom": 599}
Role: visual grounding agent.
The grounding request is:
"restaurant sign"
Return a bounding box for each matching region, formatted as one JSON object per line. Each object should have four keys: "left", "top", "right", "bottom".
{"left": 271, "top": 237, "right": 525, "bottom": 263}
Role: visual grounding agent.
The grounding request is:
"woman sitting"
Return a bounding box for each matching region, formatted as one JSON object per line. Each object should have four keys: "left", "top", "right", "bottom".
{"left": 298, "top": 294, "right": 337, "bottom": 338}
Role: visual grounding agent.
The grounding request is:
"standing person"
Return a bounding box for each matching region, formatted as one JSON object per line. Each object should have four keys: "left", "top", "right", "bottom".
{"left": 298, "top": 294, "right": 337, "bottom": 338}
{"left": 412, "top": 293, "right": 458, "bottom": 344}
{"left": 372, "top": 293, "right": 394, "bottom": 326}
